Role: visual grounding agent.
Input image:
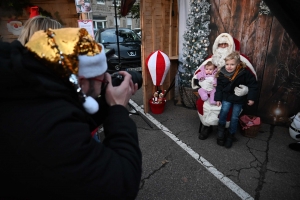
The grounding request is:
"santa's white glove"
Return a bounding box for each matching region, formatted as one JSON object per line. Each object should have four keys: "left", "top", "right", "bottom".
{"left": 198, "top": 79, "right": 213, "bottom": 91}
{"left": 234, "top": 85, "right": 249, "bottom": 96}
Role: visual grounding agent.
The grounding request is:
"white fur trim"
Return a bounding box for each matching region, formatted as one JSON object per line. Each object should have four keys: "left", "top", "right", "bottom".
{"left": 83, "top": 96, "right": 99, "bottom": 114}
{"left": 212, "top": 33, "right": 235, "bottom": 55}
{"left": 197, "top": 101, "right": 243, "bottom": 127}
{"left": 197, "top": 101, "right": 230, "bottom": 127}
{"left": 78, "top": 44, "right": 107, "bottom": 78}
{"left": 191, "top": 58, "right": 212, "bottom": 89}
{"left": 240, "top": 55, "right": 257, "bottom": 79}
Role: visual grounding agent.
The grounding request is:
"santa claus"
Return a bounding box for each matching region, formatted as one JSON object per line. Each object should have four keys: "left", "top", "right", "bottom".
{"left": 191, "top": 33, "right": 257, "bottom": 140}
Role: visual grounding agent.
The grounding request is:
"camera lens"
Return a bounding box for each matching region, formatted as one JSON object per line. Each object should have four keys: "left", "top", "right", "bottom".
{"left": 111, "top": 71, "right": 143, "bottom": 89}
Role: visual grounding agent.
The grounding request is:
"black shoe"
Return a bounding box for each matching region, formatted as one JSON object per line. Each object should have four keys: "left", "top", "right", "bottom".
{"left": 289, "top": 142, "right": 300, "bottom": 152}
{"left": 198, "top": 126, "right": 213, "bottom": 140}
{"left": 217, "top": 137, "right": 225, "bottom": 146}
{"left": 225, "top": 133, "right": 235, "bottom": 148}
{"left": 232, "top": 135, "right": 238, "bottom": 142}
{"left": 216, "top": 123, "right": 226, "bottom": 145}
{"left": 225, "top": 137, "right": 233, "bottom": 148}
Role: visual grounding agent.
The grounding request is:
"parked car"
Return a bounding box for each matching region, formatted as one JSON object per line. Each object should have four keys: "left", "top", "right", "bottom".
{"left": 95, "top": 28, "right": 142, "bottom": 73}
{"left": 132, "top": 28, "right": 141, "bottom": 38}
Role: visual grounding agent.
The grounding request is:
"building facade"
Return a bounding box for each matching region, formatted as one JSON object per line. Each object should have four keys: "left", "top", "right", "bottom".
{"left": 91, "top": 0, "right": 140, "bottom": 31}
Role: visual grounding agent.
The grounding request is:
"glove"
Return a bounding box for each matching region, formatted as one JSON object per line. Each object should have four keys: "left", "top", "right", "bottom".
{"left": 234, "top": 85, "right": 249, "bottom": 96}
{"left": 198, "top": 79, "right": 214, "bottom": 91}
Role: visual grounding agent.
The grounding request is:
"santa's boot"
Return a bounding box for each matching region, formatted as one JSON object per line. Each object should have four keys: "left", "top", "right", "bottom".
{"left": 225, "top": 133, "right": 235, "bottom": 148}
{"left": 216, "top": 123, "right": 226, "bottom": 146}
{"left": 199, "top": 126, "right": 213, "bottom": 140}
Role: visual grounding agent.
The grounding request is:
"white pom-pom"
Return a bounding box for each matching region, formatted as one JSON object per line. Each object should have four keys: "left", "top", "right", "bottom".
{"left": 83, "top": 96, "right": 99, "bottom": 114}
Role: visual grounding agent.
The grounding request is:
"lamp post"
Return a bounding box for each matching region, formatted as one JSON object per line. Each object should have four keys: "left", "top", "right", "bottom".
{"left": 113, "top": 0, "right": 121, "bottom": 65}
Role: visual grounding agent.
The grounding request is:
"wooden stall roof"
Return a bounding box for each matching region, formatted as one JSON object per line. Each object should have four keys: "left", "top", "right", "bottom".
{"left": 140, "top": 0, "right": 179, "bottom": 113}
{"left": 0, "top": 0, "right": 78, "bottom": 43}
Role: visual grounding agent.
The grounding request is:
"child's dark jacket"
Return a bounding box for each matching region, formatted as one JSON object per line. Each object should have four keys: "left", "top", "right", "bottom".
{"left": 214, "top": 67, "right": 258, "bottom": 104}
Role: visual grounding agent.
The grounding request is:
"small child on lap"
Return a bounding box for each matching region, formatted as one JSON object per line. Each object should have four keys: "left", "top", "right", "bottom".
{"left": 197, "top": 61, "right": 218, "bottom": 105}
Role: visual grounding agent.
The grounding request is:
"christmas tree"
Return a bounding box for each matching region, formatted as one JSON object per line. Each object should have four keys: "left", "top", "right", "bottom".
{"left": 179, "top": 0, "right": 211, "bottom": 88}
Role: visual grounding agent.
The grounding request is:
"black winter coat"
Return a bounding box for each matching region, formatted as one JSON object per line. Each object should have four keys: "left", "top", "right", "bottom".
{"left": 214, "top": 67, "right": 258, "bottom": 104}
{"left": 0, "top": 41, "right": 142, "bottom": 199}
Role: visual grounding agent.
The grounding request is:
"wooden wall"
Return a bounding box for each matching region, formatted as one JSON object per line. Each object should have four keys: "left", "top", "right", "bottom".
{"left": 207, "top": 0, "right": 300, "bottom": 125}
{"left": 140, "top": 0, "right": 179, "bottom": 112}
{"left": 0, "top": 0, "right": 78, "bottom": 43}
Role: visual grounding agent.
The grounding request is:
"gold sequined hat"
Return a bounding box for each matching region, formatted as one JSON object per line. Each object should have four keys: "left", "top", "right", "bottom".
{"left": 25, "top": 27, "right": 107, "bottom": 79}
{"left": 25, "top": 28, "right": 108, "bottom": 114}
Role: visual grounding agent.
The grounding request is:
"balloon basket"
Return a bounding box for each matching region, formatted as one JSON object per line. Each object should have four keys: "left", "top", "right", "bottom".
{"left": 149, "top": 99, "right": 166, "bottom": 114}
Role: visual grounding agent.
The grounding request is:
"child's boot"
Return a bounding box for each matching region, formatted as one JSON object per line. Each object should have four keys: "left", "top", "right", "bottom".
{"left": 216, "top": 123, "right": 226, "bottom": 146}
{"left": 199, "top": 125, "right": 213, "bottom": 140}
{"left": 225, "top": 133, "right": 235, "bottom": 148}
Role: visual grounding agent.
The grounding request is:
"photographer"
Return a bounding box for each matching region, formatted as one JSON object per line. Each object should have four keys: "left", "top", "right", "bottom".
{"left": 0, "top": 28, "right": 142, "bottom": 199}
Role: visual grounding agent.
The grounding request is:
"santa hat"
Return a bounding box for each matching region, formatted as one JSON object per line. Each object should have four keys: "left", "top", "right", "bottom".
{"left": 26, "top": 28, "right": 108, "bottom": 114}
{"left": 212, "top": 33, "right": 235, "bottom": 54}
{"left": 78, "top": 43, "right": 107, "bottom": 78}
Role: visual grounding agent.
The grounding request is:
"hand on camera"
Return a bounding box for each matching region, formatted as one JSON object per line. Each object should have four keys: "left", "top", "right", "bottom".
{"left": 104, "top": 71, "right": 138, "bottom": 107}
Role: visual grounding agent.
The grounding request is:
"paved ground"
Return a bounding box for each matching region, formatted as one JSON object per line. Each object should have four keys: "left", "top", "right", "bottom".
{"left": 113, "top": 89, "right": 300, "bottom": 200}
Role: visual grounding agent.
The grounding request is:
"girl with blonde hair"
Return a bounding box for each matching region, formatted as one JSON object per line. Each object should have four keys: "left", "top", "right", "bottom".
{"left": 18, "top": 16, "right": 62, "bottom": 45}
{"left": 214, "top": 51, "right": 258, "bottom": 148}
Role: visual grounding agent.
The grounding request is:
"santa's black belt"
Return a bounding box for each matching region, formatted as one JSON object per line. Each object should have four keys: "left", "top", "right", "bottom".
{"left": 290, "top": 125, "right": 300, "bottom": 134}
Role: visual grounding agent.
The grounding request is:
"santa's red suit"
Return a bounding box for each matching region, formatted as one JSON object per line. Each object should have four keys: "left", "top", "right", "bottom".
{"left": 191, "top": 33, "right": 257, "bottom": 127}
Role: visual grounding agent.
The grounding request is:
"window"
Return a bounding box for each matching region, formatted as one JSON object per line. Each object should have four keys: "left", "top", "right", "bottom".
{"left": 97, "top": 0, "right": 105, "bottom": 4}
{"left": 113, "top": 18, "right": 120, "bottom": 28}
{"left": 98, "top": 29, "right": 141, "bottom": 44}
{"left": 126, "top": 18, "right": 132, "bottom": 29}
{"left": 93, "top": 17, "right": 107, "bottom": 30}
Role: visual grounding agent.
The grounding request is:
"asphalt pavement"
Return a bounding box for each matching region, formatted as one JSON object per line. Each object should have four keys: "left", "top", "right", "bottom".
{"left": 122, "top": 89, "right": 300, "bottom": 200}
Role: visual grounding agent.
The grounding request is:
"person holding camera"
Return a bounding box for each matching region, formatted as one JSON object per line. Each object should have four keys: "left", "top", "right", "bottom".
{"left": 0, "top": 28, "right": 142, "bottom": 199}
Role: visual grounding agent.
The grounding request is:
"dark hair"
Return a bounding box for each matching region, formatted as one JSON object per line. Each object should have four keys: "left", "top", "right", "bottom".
{"left": 205, "top": 61, "right": 216, "bottom": 69}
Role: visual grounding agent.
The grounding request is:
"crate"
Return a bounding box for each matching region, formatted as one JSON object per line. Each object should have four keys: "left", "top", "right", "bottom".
{"left": 239, "top": 115, "right": 261, "bottom": 138}
{"left": 241, "top": 124, "right": 260, "bottom": 138}
{"left": 179, "top": 86, "right": 198, "bottom": 109}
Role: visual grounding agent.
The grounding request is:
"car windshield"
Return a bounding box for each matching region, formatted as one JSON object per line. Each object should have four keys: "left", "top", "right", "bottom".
{"left": 100, "top": 29, "right": 141, "bottom": 43}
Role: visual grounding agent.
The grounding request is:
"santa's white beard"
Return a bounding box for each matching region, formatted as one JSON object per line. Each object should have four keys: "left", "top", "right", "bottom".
{"left": 212, "top": 47, "right": 231, "bottom": 69}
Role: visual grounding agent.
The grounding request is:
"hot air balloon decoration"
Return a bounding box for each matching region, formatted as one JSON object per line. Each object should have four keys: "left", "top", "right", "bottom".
{"left": 146, "top": 50, "right": 170, "bottom": 114}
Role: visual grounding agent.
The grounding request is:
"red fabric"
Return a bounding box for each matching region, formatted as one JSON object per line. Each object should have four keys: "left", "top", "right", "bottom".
{"left": 91, "top": 128, "right": 98, "bottom": 138}
{"left": 155, "top": 51, "right": 166, "bottom": 86}
{"left": 29, "top": 6, "right": 39, "bottom": 18}
{"left": 120, "top": 0, "right": 136, "bottom": 16}
{"left": 196, "top": 98, "right": 205, "bottom": 115}
{"left": 233, "top": 38, "right": 240, "bottom": 51}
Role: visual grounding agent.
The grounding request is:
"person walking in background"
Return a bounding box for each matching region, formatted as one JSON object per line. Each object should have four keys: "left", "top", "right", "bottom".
{"left": 18, "top": 15, "right": 62, "bottom": 45}
{"left": 197, "top": 61, "right": 218, "bottom": 105}
{"left": 214, "top": 51, "right": 258, "bottom": 148}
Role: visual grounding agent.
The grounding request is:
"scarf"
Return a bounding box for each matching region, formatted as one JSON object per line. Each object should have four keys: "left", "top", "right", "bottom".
{"left": 220, "top": 64, "right": 243, "bottom": 81}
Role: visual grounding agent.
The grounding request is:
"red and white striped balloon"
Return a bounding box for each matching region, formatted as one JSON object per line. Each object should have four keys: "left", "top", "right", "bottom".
{"left": 146, "top": 50, "right": 170, "bottom": 86}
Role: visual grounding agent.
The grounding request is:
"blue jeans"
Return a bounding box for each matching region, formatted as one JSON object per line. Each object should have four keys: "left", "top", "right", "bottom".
{"left": 219, "top": 100, "right": 243, "bottom": 134}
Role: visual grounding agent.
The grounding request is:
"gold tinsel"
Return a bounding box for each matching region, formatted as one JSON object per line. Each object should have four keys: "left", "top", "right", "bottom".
{"left": 25, "top": 28, "right": 102, "bottom": 79}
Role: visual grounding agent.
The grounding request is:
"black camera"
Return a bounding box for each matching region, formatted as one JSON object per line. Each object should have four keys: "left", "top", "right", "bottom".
{"left": 105, "top": 48, "right": 142, "bottom": 89}
{"left": 110, "top": 71, "right": 143, "bottom": 89}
